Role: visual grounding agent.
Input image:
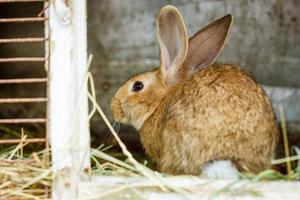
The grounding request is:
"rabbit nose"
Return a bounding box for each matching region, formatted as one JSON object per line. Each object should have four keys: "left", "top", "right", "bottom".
{"left": 111, "top": 97, "right": 125, "bottom": 121}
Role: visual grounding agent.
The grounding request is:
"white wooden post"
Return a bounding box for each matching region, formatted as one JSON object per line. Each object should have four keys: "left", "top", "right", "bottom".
{"left": 48, "top": 0, "right": 90, "bottom": 199}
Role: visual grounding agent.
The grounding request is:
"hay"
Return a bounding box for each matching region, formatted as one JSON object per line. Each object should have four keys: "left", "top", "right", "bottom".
{"left": 0, "top": 140, "right": 51, "bottom": 200}
{"left": 0, "top": 118, "right": 300, "bottom": 199}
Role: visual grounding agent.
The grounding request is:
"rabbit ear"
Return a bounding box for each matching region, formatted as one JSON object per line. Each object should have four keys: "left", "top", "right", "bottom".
{"left": 183, "top": 14, "right": 233, "bottom": 75}
{"left": 157, "top": 5, "right": 188, "bottom": 86}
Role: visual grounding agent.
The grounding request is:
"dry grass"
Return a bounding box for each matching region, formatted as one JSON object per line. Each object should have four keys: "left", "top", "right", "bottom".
{"left": 0, "top": 138, "right": 51, "bottom": 200}
{"left": 0, "top": 131, "right": 299, "bottom": 199}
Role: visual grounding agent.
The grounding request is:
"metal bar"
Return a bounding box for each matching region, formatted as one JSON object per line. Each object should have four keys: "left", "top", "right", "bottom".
{"left": 0, "top": 118, "right": 46, "bottom": 124}
{"left": 0, "top": 78, "right": 47, "bottom": 84}
{"left": 0, "top": 37, "right": 47, "bottom": 43}
{"left": 0, "top": 17, "right": 47, "bottom": 23}
{"left": 0, "top": 57, "right": 46, "bottom": 62}
{"left": 0, "top": 0, "right": 47, "bottom": 3}
{"left": 0, "top": 138, "right": 46, "bottom": 144}
{"left": 0, "top": 158, "right": 35, "bottom": 164}
{"left": 0, "top": 98, "right": 47, "bottom": 103}
{"left": 44, "top": 3, "right": 50, "bottom": 198}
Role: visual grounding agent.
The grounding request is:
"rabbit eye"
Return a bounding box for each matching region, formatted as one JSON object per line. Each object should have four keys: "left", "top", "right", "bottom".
{"left": 132, "top": 81, "right": 144, "bottom": 92}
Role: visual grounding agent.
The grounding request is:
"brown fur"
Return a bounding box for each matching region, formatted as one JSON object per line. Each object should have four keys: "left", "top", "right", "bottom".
{"left": 110, "top": 5, "right": 278, "bottom": 175}
{"left": 140, "top": 65, "right": 278, "bottom": 174}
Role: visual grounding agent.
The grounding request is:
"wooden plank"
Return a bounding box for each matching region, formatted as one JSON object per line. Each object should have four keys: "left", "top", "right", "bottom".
{"left": 48, "top": 0, "right": 90, "bottom": 199}
{"left": 79, "top": 176, "right": 300, "bottom": 200}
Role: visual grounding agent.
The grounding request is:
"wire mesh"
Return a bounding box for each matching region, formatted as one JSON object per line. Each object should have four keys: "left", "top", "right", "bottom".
{"left": 0, "top": 0, "right": 49, "bottom": 151}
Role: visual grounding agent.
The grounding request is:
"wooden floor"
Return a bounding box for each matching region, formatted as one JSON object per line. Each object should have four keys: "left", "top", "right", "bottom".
{"left": 78, "top": 176, "right": 300, "bottom": 200}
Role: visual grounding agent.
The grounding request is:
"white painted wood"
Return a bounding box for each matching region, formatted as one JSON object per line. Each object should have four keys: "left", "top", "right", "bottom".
{"left": 78, "top": 176, "right": 300, "bottom": 200}
{"left": 71, "top": 0, "right": 91, "bottom": 183}
{"left": 48, "top": 0, "right": 90, "bottom": 199}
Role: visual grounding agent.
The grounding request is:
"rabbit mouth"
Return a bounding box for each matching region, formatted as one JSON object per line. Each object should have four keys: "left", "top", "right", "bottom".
{"left": 111, "top": 97, "right": 126, "bottom": 122}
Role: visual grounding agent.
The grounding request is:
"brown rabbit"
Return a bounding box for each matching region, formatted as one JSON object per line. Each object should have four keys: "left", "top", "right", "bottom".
{"left": 111, "top": 5, "right": 278, "bottom": 178}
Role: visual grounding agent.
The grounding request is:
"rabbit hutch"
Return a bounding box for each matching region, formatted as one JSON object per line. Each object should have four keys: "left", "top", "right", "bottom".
{"left": 0, "top": 0, "right": 300, "bottom": 199}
